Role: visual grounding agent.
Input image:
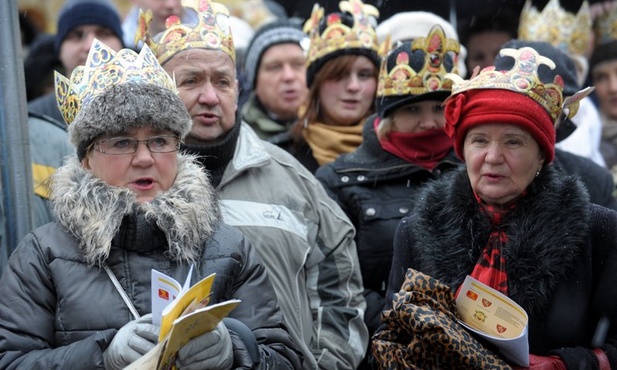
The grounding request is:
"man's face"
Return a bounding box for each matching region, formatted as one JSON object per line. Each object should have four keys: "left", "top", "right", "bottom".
{"left": 592, "top": 60, "right": 617, "bottom": 119}
{"left": 59, "top": 25, "right": 122, "bottom": 75}
{"left": 255, "top": 43, "right": 308, "bottom": 121}
{"left": 163, "top": 49, "right": 238, "bottom": 144}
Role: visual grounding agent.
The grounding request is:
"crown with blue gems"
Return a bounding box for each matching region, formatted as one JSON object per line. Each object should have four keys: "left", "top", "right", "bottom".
{"left": 446, "top": 47, "right": 573, "bottom": 122}
{"left": 377, "top": 25, "right": 460, "bottom": 99}
{"left": 303, "top": 0, "right": 379, "bottom": 84}
{"left": 54, "top": 39, "right": 176, "bottom": 125}
{"left": 136, "top": 0, "right": 235, "bottom": 65}
{"left": 518, "top": 0, "right": 591, "bottom": 56}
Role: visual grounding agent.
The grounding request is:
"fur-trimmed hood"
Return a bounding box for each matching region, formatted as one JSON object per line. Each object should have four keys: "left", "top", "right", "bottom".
{"left": 408, "top": 165, "right": 590, "bottom": 318}
{"left": 51, "top": 153, "right": 220, "bottom": 266}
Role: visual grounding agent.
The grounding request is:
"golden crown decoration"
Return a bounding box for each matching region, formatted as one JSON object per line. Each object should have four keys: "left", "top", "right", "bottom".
{"left": 518, "top": 0, "right": 591, "bottom": 56}
{"left": 303, "top": 0, "right": 379, "bottom": 69}
{"left": 136, "top": 0, "right": 235, "bottom": 65}
{"left": 55, "top": 39, "right": 177, "bottom": 125}
{"left": 593, "top": 3, "right": 617, "bottom": 44}
{"left": 445, "top": 47, "right": 570, "bottom": 123}
{"left": 377, "top": 25, "right": 460, "bottom": 98}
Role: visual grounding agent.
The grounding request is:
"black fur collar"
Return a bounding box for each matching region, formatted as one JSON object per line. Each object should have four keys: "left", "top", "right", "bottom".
{"left": 408, "top": 165, "right": 590, "bottom": 317}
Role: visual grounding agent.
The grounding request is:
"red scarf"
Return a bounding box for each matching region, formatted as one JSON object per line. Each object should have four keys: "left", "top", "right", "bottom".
{"left": 375, "top": 119, "right": 453, "bottom": 170}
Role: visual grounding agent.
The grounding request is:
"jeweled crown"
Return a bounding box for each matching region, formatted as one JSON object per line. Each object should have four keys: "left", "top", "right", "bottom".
{"left": 377, "top": 25, "right": 460, "bottom": 99}
{"left": 136, "top": 0, "right": 235, "bottom": 65}
{"left": 303, "top": 0, "right": 379, "bottom": 70}
{"left": 593, "top": 4, "right": 617, "bottom": 44}
{"left": 55, "top": 39, "right": 176, "bottom": 125}
{"left": 518, "top": 0, "right": 591, "bottom": 56}
{"left": 446, "top": 47, "right": 568, "bottom": 122}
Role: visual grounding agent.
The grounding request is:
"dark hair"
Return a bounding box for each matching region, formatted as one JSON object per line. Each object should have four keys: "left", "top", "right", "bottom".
{"left": 459, "top": 11, "right": 519, "bottom": 47}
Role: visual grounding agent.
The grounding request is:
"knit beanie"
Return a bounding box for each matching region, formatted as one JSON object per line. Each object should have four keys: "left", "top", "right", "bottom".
{"left": 55, "top": 0, "right": 123, "bottom": 53}
{"left": 445, "top": 89, "right": 556, "bottom": 163}
{"left": 244, "top": 18, "right": 306, "bottom": 89}
{"left": 590, "top": 39, "right": 617, "bottom": 74}
{"left": 495, "top": 40, "right": 580, "bottom": 96}
{"left": 71, "top": 83, "right": 192, "bottom": 160}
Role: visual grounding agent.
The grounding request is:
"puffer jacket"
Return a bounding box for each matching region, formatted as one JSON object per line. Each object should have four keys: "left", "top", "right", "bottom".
{"left": 384, "top": 165, "right": 617, "bottom": 369}
{"left": 315, "top": 116, "right": 459, "bottom": 335}
{"left": 0, "top": 154, "right": 302, "bottom": 370}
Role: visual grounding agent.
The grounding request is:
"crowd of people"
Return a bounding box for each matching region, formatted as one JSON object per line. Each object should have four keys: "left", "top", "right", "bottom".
{"left": 2, "top": 0, "right": 617, "bottom": 369}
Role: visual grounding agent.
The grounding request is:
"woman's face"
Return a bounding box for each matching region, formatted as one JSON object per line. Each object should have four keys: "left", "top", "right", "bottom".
{"left": 592, "top": 60, "right": 617, "bottom": 120}
{"left": 390, "top": 100, "right": 445, "bottom": 133}
{"left": 318, "top": 55, "right": 377, "bottom": 126}
{"left": 81, "top": 126, "right": 179, "bottom": 203}
{"left": 463, "top": 123, "right": 545, "bottom": 207}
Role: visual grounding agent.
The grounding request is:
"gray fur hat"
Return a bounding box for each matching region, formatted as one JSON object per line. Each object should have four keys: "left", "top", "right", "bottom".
{"left": 70, "top": 83, "right": 192, "bottom": 160}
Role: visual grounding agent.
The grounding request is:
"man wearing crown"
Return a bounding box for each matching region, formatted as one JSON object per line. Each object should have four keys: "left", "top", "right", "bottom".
{"left": 137, "top": 0, "right": 368, "bottom": 369}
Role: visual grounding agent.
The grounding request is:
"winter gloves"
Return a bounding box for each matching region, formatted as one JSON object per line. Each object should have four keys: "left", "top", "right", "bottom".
{"left": 103, "top": 314, "right": 160, "bottom": 370}
{"left": 175, "top": 321, "right": 234, "bottom": 370}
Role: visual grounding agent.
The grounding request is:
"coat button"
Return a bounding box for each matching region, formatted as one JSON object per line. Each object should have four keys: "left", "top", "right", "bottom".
{"left": 357, "top": 175, "right": 366, "bottom": 181}
{"left": 399, "top": 207, "right": 409, "bottom": 214}
{"left": 341, "top": 176, "right": 349, "bottom": 183}
{"left": 366, "top": 208, "right": 376, "bottom": 216}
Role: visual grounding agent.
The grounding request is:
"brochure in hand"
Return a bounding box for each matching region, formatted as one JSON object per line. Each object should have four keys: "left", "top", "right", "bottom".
{"left": 456, "top": 275, "right": 529, "bottom": 367}
{"left": 125, "top": 267, "right": 240, "bottom": 370}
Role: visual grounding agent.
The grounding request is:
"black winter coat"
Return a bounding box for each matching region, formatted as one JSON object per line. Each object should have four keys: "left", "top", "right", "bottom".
{"left": 315, "top": 116, "right": 460, "bottom": 334}
{"left": 384, "top": 165, "right": 617, "bottom": 369}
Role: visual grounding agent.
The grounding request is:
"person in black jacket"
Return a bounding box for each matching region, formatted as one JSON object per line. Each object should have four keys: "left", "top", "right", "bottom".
{"left": 0, "top": 40, "right": 302, "bottom": 370}
{"left": 374, "top": 46, "right": 617, "bottom": 370}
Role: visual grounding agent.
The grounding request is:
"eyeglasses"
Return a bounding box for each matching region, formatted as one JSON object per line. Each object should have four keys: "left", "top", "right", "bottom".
{"left": 90, "top": 135, "right": 181, "bottom": 155}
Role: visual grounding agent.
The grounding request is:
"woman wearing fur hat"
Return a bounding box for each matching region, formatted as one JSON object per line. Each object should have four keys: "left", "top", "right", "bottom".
{"left": 315, "top": 24, "right": 461, "bottom": 345}
{"left": 374, "top": 47, "right": 617, "bottom": 369}
{"left": 0, "top": 40, "right": 301, "bottom": 370}
{"left": 272, "top": 0, "right": 380, "bottom": 173}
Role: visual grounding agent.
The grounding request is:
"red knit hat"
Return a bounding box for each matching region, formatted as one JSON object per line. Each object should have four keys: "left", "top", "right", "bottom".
{"left": 444, "top": 89, "right": 556, "bottom": 163}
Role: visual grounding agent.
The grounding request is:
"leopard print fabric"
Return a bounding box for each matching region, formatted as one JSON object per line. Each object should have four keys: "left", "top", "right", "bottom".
{"left": 372, "top": 268, "right": 512, "bottom": 370}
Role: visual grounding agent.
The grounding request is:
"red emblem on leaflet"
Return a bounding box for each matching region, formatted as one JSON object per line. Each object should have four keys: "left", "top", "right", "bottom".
{"left": 496, "top": 324, "right": 507, "bottom": 334}
{"left": 466, "top": 290, "right": 478, "bottom": 301}
{"left": 482, "top": 298, "right": 492, "bottom": 307}
{"left": 158, "top": 288, "right": 170, "bottom": 300}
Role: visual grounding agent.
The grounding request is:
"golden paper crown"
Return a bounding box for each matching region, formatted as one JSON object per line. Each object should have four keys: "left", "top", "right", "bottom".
{"left": 377, "top": 25, "right": 460, "bottom": 99}
{"left": 54, "top": 39, "right": 176, "bottom": 125}
{"left": 518, "top": 0, "right": 591, "bottom": 56}
{"left": 446, "top": 47, "right": 567, "bottom": 122}
{"left": 303, "top": 0, "right": 379, "bottom": 71}
{"left": 136, "top": 0, "right": 235, "bottom": 65}
{"left": 593, "top": 3, "right": 617, "bottom": 44}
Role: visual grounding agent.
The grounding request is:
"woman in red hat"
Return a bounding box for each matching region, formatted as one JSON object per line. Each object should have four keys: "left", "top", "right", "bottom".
{"left": 373, "top": 47, "right": 617, "bottom": 370}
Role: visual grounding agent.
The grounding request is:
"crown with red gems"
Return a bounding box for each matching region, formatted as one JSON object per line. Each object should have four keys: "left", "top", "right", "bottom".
{"left": 54, "top": 39, "right": 176, "bottom": 125}
{"left": 593, "top": 3, "right": 617, "bottom": 44}
{"left": 377, "top": 25, "right": 460, "bottom": 99}
{"left": 445, "top": 47, "right": 576, "bottom": 122}
{"left": 303, "top": 0, "right": 379, "bottom": 83}
{"left": 518, "top": 0, "right": 591, "bottom": 56}
{"left": 136, "top": 0, "right": 235, "bottom": 65}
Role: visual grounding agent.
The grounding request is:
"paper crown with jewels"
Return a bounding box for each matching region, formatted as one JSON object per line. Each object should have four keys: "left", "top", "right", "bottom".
{"left": 518, "top": 0, "right": 591, "bottom": 56}
{"left": 445, "top": 47, "right": 580, "bottom": 123}
{"left": 54, "top": 39, "right": 176, "bottom": 125}
{"left": 136, "top": 0, "right": 235, "bottom": 65}
{"left": 303, "top": 0, "right": 380, "bottom": 86}
{"left": 376, "top": 25, "right": 460, "bottom": 117}
{"left": 593, "top": 4, "right": 617, "bottom": 44}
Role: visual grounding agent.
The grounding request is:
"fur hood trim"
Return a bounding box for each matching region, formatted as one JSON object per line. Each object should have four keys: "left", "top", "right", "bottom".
{"left": 51, "top": 154, "right": 220, "bottom": 266}
{"left": 409, "top": 166, "right": 590, "bottom": 317}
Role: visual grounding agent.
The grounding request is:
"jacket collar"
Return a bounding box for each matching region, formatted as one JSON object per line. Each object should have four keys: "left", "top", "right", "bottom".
{"left": 51, "top": 154, "right": 221, "bottom": 266}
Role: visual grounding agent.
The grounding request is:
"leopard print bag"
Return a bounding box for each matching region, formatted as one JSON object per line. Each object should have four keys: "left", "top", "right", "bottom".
{"left": 372, "top": 268, "right": 512, "bottom": 370}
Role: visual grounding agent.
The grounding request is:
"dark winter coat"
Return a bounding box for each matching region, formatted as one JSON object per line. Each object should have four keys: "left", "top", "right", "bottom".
{"left": 383, "top": 165, "right": 617, "bottom": 369}
{"left": 315, "top": 116, "right": 459, "bottom": 334}
{"left": 0, "top": 155, "right": 302, "bottom": 370}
